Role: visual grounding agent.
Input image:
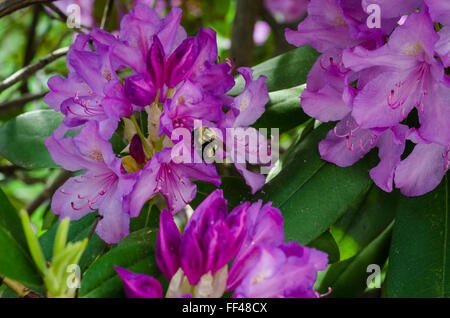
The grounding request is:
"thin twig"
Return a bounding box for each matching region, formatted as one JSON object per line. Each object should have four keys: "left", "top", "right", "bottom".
{"left": 44, "top": 2, "right": 66, "bottom": 21}
{"left": 0, "top": 47, "right": 68, "bottom": 94}
{"left": 16, "top": 173, "right": 47, "bottom": 185}
{"left": 87, "top": 215, "right": 103, "bottom": 240}
{"left": 0, "top": 0, "right": 56, "bottom": 18}
{"left": 100, "top": 0, "right": 114, "bottom": 30}
{"left": 26, "top": 170, "right": 72, "bottom": 215}
{"left": 0, "top": 92, "right": 47, "bottom": 116}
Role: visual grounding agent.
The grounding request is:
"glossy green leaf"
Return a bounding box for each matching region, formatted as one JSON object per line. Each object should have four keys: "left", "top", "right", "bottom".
{"left": 317, "top": 223, "right": 393, "bottom": 298}
{"left": 0, "top": 110, "right": 63, "bottom": 169}
{"left": 229, "top": 45, "right": 319, "bottom": 94}
{"left": 253, "top": 84, "right": 310, "bottom": 134}
{"left": 79, "top": 228, "right": 161, "bottom": 298}
{"left": 0, "top": 187, "right": 27, "bottom": 249}
{"left": 130, "top": 203, "right": 160, "bottom": 232}
{"left": 386, "top": 175, "right": 449, "bottom": 297}
{"left": 308, "top": 231, "right": 340, "bottom": 264}
{"left": 255, "top": 123, "right": 377, "bottom": 245}
{"left": 331, "top": 185, "right": 400, "bottom": 261}
{"left": 0, "top": 188, "right": 42, "bottom": 286}
{"left": 0, "top": 224, "right": 42, "bottom": 286}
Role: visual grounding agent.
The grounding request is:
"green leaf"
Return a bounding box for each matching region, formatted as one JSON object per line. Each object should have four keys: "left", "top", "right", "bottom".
{"left": 0, "top": 224, "right": 42, "bottom": 286}
{"left": 79, "top": 228, "right": 162, "bottom": 298}
{"left": 331, "top": 185, "right": 400, "bottom": 261}
{"left": 308, "top": 231, "right": 340, "bottom": 264}
{"left": 194, "top": 176, "right": 252, "bottom": 210}
{"left": 20, "top": 210, "right": 47, "bottom": 275}
{"left": 130, "top": 203, "right": 160, "bottom": 232}
{"left": 0, "top": 188, "right": 42, "bottom": 286}
{"left": 386, "top": 175, "right": 449, "bottom": 297}
{"left": 39, "top": 213, "right": 107, "bottom": 273}
{"left": 317, "top": 223, "right": 393, "bottom": 298}
{"left": 110, "top": 132, "right": 126, "bottom": 155}
{"left": 229, "top": 45, "right": 319, "bottom": 94}
{"left": 255, "top": 123, "right": 377, "bottom": 245}
{"left": 0, "top": 110, "right": 63, "bottom": 169}
{"left": 252, "top": 85, "right": 310, "bottom": 134}
{"left": 0, "top": 187, "right": 27, "bottom": 249}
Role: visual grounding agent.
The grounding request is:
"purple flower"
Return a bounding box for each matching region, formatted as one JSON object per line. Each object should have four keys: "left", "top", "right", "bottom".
{"left": 112, "top": 6, "right": 185, "bottom": 75}
{"left": 159, "top": 80, "right": 225, "bottom": 136}
{"left": 45, "top": 3, "right": 273, "bottom": 244}
{"left": 156, "top": 209, "right": 182, "bottom": 281}
{"left": 288, "top": 2, "right": 449, "bottom": 197}
{"left": 435, "top": 27, "right": 450, "bottom": 68}
{"left": 45, "top": 34, "right": 128, "bottom": 139}
{"left": 425, "top": 0, "right": 450, "bottom": 25}
{"left": 362, "top": 0, "right": 425, "bottom": 19}
{"left": 301, "top": 50, "right": 353, "bottom": 122}
{"left": 395, "top": 130, "right": 449, "bottom": 196}
{"left": 253, "top": 21, "right": 271, "bottom": 45}
{"left": 232, "top": 243, "right": 328, "bottom": 298}
{"left": 320, "top": 117, "right": 410, "bottom": 192}
{"left": 227, "top": 200, "right": 328, "bottom": 298}
{"left": 45, "top": 121, "right": 136, "bottom": 244}
{"left": 300, "top": 50, "right": 410, "bottom": 192}
{"left": 125, "top": 148, "right": 221, "bottom": 216}
{"left": 53, "top": 0, "right": 96, "bottom": 28}
{"left": 264, "top": 0, "right": 309, "bottom": 23}
{"left": 285, "top": 0, "right": 384, "bottom": 53}
{"left": 178, "top": 28, "right": 235, "bottom": 97}
{"left": 425, "top": 0, "right": 450, "bottom": 67}
{"left": 156, "top": 190, "right": 247, "bottom": 285}
{"left": 147, "top": 35, "right": 166, "bottom": 89}
{"left": 116, "top": 191, "right": 327, "bottom": 298}
{"left": 342, "top": 12, "right": 448, "bottom": 145}
{"left": 227, "top": 200, "right": 284, "bottom": 291}
{"left": 180, "top": 190, "right": 247, "bottom": 285}
{"left": 217, "top": 68, "right": 270, "bottom": 194}
{"left": 124, "top": 74, "right": 157, "bottom": 107}
{"left": 114, "top": 266, "right": 163, "bottom": 298}
{"left": 111, "top": 8, "right": 233, "bottom": 106}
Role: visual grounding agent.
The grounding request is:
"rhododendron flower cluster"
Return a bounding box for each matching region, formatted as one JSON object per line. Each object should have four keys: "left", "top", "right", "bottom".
{"left": 286, "top": 0, "right": 450, "bottom": 196}
{"left": 115, "top": 190, "right": 328, "bottom": 298}
{"left": 44, "top": 4, "right": 271, "bottom": 244}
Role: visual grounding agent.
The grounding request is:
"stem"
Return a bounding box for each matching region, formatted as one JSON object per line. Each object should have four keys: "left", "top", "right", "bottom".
{"left": 0, "top": 47, "right": 69, "bottom": 94}
{"left": 87, "top": 215, "right": 103, "bottom": 240}
{"left": 130, "top": 114, "right": 153, "bottom": 158}
{"left": 0, "top": 92, "right": 47, "bottom": 116}
{"left": 0, "top": 0, "right": 57, "bottom": 18}
{"left": 1, "top": 277, "right": 43, "bottom": 298}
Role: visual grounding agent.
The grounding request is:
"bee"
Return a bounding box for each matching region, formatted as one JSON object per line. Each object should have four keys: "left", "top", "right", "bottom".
{"left": 194, "top": 126, "right": 219, "bottom": 162}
